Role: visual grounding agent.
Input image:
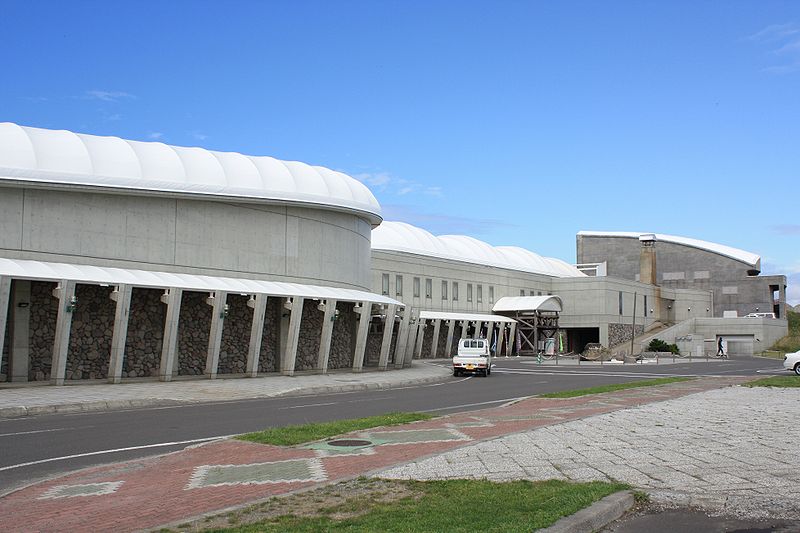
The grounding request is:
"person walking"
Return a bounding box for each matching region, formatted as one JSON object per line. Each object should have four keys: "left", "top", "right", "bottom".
{"left": 717, "top": 337, "right": 726, "bottom": 358}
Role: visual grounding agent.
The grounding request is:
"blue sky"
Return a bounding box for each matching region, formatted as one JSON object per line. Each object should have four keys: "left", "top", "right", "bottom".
{"left": 2, "top": 1, "right": 799, "bottom": 303}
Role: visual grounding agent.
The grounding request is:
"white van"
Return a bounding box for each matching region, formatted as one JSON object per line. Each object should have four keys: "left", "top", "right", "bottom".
{"left": 452, "top": 338, "right": 492, "bottom": 377}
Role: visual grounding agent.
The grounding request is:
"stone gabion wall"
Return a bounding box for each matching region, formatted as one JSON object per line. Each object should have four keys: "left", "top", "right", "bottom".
{"left": 64, "top": 285, "right": 115, "bottom": 380}
{"left": 608, "top": 323, "right": 645, "bottom": 347}
{"left": 364, "top": 316, "right": 383, "bottom": 367}
{"left": 294, "top": 299, "right": 323, "bottom": 371}
{"left": 123, "top": 288, "right": 165, "bottom": 378}
{"left": 29, "top": 281, "right": 58, "bottom": 381}
{"left": 257, "top": 297, "right": 281, "bottom": 373}
{"left": 420, "top": 323, "right": 434, "bottom": 358}
{"left": 177, "top": 291, "right": 211, "bottom": 376}
{"left": 329, "top": 302, "right": 356, "bottom": 369}
{"left": 388, "top": 323, "right": 399, "bottom": 365}
{"left": 436, "top": 324, "right": 448, "bottom": 357}
{"left": 218, "top": 295, "right": 252, "bottom": 375}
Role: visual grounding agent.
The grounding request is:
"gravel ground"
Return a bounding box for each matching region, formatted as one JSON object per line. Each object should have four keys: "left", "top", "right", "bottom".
{"left": 378, "top": 386, "right": 800, "bottom": 520}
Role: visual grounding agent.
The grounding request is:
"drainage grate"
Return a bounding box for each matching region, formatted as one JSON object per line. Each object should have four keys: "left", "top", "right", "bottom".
{"left": 326, "top": 439, "right": 373, "bottom": 447}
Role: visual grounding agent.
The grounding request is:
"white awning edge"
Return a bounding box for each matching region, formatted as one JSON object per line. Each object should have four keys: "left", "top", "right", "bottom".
{"left": 0, "top": 258, "right": 403, "bottom": 306}
{"left": 492, "top": 295, "right": 563, "bottom": 313}
{"left": 418, "top": 310, "right": 516, "bottom": 323}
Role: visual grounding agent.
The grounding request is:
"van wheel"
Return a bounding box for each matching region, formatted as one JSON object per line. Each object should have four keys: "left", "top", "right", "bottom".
{"left": 794, "top": 363, "right": 800, "bottom": 376}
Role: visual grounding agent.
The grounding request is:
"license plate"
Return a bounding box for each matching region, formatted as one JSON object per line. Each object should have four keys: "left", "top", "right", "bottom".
{"left": 466, "top": 364, "right": 474, "bottom": 370}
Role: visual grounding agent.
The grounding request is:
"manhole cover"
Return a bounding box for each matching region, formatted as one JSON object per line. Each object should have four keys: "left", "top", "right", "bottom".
{"left": 326, "top": 439, "right": 372, "bottom": 447}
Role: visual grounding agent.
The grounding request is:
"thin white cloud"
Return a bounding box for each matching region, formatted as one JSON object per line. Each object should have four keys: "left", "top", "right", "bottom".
{"left": 749, "top": 22, "right": 800, "bottom": 74}
{"left": 771, "top": 224, "right": 800, "bottom": 236}
{"left": 381, "top": 203, "right": 518, "bottom": 237}
{"left": 351, "top": 170, "right": 442, "bottom": 198}
{"left": 147, "top": 132, "right": 164, "bottom": 140}
{"left": 190, "top": 131, "right": 208, "bottom": 141}
{"left": 748, "top": 23, "right": 800, "bottom": 42}
{"left": 85, "top": 90, "right": 136, "bottom": 102}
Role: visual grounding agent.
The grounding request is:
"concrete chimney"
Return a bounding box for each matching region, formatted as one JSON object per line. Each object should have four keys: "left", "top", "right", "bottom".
{"left": 639, "top": 234, "right": 657, "bottom": 286}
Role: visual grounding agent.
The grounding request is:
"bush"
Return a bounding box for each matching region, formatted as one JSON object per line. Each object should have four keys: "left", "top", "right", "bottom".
{"left": 647, "top": 338, "right": 679, "bottom": 354}
{"left": 769, "top": 310, "right": 800, "bottom": 354}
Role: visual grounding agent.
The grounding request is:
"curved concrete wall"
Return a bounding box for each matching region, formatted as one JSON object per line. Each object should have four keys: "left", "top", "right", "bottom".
{"left": 0, "top": 186, "right": 373, "bottom": 291}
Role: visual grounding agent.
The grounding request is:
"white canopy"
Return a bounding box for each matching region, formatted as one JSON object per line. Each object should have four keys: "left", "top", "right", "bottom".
{"left": 0, "top": 123, "right": 382, "bottom": 225}
{"left": 418, "top": 310, "right": 516, "bottom": 323}
{"left": 492, "top": 295, "right": 563, "bottom": 313}
{"left": 0, "top": 258, "right": 402, "bottom": 306}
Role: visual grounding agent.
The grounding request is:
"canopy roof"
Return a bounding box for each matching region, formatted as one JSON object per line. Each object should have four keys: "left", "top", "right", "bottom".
{"left": 0, "top": 258, "right": 402, "bottom": 306}
{"left": 418, "top": 310, "right": 516, "bottom": 323}
{"left": 372, "top": 222, "right": 585, "bottom": 278}
{"left": 0, "top": 123, "right": 382, "bottom": 225}
{"left": 492, "top": 295, "right": 563, "bottom": 313}
{"left": 578, "top": 231, "right": 760, "bottom": 268}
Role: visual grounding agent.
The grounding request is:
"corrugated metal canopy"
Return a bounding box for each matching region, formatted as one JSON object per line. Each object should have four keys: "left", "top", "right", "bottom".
{"left": 492, "top": 295, "right": 562, "bottom": 313}
{"left": 0, "top": 123, "right": 382, "bottom": 225}
{"left": 418, "top": 310, "right": 516, "bottom": 323}
{"left": 0, "top": 258, "right": 403, "bottom": 305}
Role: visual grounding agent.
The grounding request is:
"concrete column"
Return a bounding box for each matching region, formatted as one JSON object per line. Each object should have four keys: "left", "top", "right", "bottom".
{"left": 204, "top": 291, "right": 228, "bottom": 379}
{"left": 352, "top": 302, "right": 371, "bottom": 372}
{"left": 459, "top": 320, "right": 468, "bottom": 341}
{"left": 108, "top": 285, "right": 133, "bottom": 384}
{"left": 444, "top": 320, "right": 455, "bottom": 358}
{"left": 9, "top": 280, "right": 31, "bottom": 382}
{"left": 414, "top": 320, "right": 426, "bottom": 359}
{"left": 403, "top": 316, "right": 417, "bottom": 367}
{"left": 0, "top": 276, "right": 10, "bottom": 381}
{"left": 281, "top": 297, "right": 305, "bottom": 376}
{"left": 316, "top": 299, "right": 338, "bottom": 373}
{"left": 246, "top": 294, "right": 268, "bottom": 377}
{"left": 474, "top": 321, "right": 483, "bottom": 339}
{"left": 394, "top": 307, "right": 412, "bottom": 369}
{"left": 507, "top": 323, "right": 517, "bottom": 356}
{"left": 430, "top": 319, "right": 442, "bottom": 358}
{"left": 378, "top": 304, "right": 397, "bottom": 370}
{"left": 158, "top": 288, "right": 183, "bottom": 382}
{"left": 486, "top": 321, "right": 495, "bottom": 352}
{"left": 50, "top": 279, "right": 77, "bottom": 386}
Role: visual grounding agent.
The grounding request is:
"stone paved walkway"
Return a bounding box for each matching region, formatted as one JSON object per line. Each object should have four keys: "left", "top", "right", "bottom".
{"left": 0, "top": 377, "right": 752, "bottom": 532}
{"left": 380, "top": 386, "right": 800, "bottom": 521}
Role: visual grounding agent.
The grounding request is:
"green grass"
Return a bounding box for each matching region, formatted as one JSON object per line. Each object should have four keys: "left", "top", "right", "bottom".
{"left": 539, "top": 377, "right": 692, "bottom": 398}
{"left": 237, "top": 412, "right": 434, "bottom": 446}
{"left": 208, "top": 479, "right": 630, "bottom": 533}
{"left": 744, "top": 376, "right": 800, "bottom": 388}
{"left": 770, "top": 310, "right": 800, "bottom": 354}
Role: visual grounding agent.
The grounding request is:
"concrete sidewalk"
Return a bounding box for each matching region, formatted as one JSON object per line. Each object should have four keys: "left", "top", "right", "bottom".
{"left": 0, "top": 377, "right": 754, "bottom": 532}
{"left": 0, "top": 363, "right": 452, "bottom": 418}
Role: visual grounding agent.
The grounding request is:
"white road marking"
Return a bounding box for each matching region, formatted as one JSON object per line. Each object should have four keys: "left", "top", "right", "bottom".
{"left": 0, "top": 435, "right": 234, "bottom": 473}
{"left": 420, "top": 397, "right": 526, "bottom": 413}
{"left": 278, "top": 402, "right": 337, "bottom": 410}
{"left": 0, "top": 428, "right": 69, "bottom": 438}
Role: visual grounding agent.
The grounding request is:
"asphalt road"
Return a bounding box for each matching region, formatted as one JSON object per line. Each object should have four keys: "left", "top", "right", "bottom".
{"left": 0, "top": 356, "right": 785, "bottom": 494}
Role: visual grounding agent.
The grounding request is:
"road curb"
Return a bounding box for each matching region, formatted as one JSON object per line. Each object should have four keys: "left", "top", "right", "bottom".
{"left": 539, "top": 490, "right": 634, "bottom": 533}
{"left": 0, "top": 371, "right": 451, "bottom": 419}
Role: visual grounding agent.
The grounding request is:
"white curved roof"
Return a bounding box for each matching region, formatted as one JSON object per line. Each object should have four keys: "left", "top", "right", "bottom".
{"left": 0, "top": 258, "right": 402, "bottom": 305}
{"left": 578, "top": 231, "right": 760, "bottom": 268}
{"left": 493, "top": 295, "right": 563, "bottom": 313}
{"left": 0, "top": 123, "right": 381, "bottom": 224}
{"left": 372, "top": 221, "right": 585, "bottom": 278}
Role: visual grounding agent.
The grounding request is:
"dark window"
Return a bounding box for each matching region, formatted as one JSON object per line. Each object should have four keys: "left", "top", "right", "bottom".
{"left": 619, "top": 291, "right": 623, "bottom": 315}
{"left": 381, "top": 273, "right": 389, "bottom": 295}
{"left": 395, "top": 275, "right": 403, "bottom": 297}
{"left": 477, "top": 285, "right": 483, "bottom": 303}
{"left": 452, "top": 282, "right": 458, "bottom": 301}
{"left": 467, "top": 283, "right": 473, "bottom": 302}
{"left": 425, "top": 278, "right": 432, "bottom": 298}
{"left": 489, "top": 286, "right": 494, "bottom": 303}
{"left": 413, "top": 277, "right": 420, "bottom": 298}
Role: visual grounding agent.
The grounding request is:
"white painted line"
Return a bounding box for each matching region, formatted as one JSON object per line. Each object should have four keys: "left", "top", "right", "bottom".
{"left": 0, "top": 428, "right": 69, "bottom": 438}
{"left": 278, "top": 402, "right": 337, "bottom": 410}
{"left": 0, "top": 435, "right": 234, "bottom": 473}
{"left": 419, "top": 397, "right": 526, "bottom": 413}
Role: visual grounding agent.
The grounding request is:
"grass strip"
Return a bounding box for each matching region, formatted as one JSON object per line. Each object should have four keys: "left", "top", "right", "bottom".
{"left": 237, "top": 412, "right": 434, "bottom": 446}
{"left": 744, "top": 376, "right": 800, "bottom": 388}
{"left": 539, "top": 377, "right": 692, "bottom": 398}
{"left": 209, "top": 478, "right": 630, "bottom": 533}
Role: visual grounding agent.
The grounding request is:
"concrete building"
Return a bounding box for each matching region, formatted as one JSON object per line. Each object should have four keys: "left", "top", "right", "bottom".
{"left": 0, "top": 123, "right": 408, "bottom": 384}
{"left": 576, "top": 231, "right": 788, "bottom": 319}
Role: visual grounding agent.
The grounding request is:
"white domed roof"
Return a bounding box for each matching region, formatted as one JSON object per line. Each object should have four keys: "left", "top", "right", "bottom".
{"left": 0, "top": 123, "right": 381, "bottom": 224}
{"left": 372, "top": 221, "right": 585, "bottom": 278}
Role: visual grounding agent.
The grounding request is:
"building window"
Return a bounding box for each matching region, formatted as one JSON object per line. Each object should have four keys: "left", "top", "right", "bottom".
{"left": 644, "top": 295, "right": 647, "bottom": 317}
{"left": 467, "top": 283, "right": 473, "bottom": 302}
{"left": 519, "top": 289, "right": 525, "bottom": 296}
{"left": 396, "top": 275, "right": 403, "bottom": 297}
{"left": 488, "top": 286, "right": 494, "bottom": 303}
{"left": 477, "top": 285, "right": 482, "bottom": 303}
{"left": 538, "top": 291, "right": 542, "bottom": 296}
{"left": 425, "top": 278, "right": 432, "bottom": 298}
{"left": 619, "top": 291, "right": 623, "bottom": 315}
{"left": 442, "top": 280, "right": 448, "bottom": 300}
{"left": 452, "top": 282, "right": 459, "bottom": 301}
{"left": 413, "top": 277, "right": 420, "bottom": 298}
{"left": 382, "top": 273, "right": 389, "bottom": 295}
